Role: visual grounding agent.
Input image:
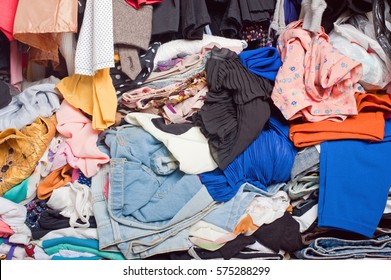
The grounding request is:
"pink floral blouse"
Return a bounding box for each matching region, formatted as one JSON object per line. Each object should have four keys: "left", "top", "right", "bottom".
{"left": 272, "top": 20, "right": 363, "bottom": 122}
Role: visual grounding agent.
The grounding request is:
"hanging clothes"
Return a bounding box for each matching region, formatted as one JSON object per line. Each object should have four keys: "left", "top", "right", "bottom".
{"left": 125, "top": 0, "right": 163, "bottom": 10}
{"left": 74, "top": 0, "right": 114, "bottom": 76}
{"left": 13, "top": 0, "right": 78, "bottom": 69}
{"left": 0, "top": 0, "right": 18, "bottom": 41}
{"left": 112, "top": 0, "right": 153, "bottom": 80}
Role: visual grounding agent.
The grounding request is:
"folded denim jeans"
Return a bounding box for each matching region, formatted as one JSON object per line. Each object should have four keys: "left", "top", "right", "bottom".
{"left": 294, "top": 234, "right": 391, "bottom": 259}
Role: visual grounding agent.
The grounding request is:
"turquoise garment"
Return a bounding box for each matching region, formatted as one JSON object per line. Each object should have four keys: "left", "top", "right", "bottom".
{"left": 3, "top": 178, "right": 28, "bottom": 203}
{"left": 44, "top": 243, "right": 125, "bottom": 260}
{"left": 52, "top": 255, "right": 102, "bottom": 260}
{"left": 42, "top": 237, "right": 126, "bottom": 260}
{"left": 42, "top": 237, "right": 99, "bottom": 249}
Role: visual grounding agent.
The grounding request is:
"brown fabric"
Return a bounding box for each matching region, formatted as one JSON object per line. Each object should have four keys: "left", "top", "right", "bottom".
{"left": 0, "top": 116, "right": 57, "bottom": 196}
{"left": 37, "top": 164, "right": 73, "bottom": 200}
{"left": 28, "top": 47, "right": 60, "bottom": 70}
{"left": 13, "top": 0, "right": 78, "bottom": 67}
{"left": 113, "top": 0, "right": 153, "bottom": 79}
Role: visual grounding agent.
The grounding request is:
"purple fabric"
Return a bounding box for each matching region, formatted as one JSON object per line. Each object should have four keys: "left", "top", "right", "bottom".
{"left": 3, "top": 238, "right": 18, "bottom": 260}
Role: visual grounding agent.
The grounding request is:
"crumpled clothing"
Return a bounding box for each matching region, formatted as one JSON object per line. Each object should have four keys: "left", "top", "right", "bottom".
{"left": 0, "top": 83, "right": 60, "bottom": 131}
{"left": 0, "top": 116, "right": 56, "bottom": 196}
{"left": 272, "top": 20, "right": 363, "bottom": 122}
{"left": 0, "top": 197, "right": 32, "bottom": 245}
{"left": 54, "top": 100, "right": 110, "bottom": 177}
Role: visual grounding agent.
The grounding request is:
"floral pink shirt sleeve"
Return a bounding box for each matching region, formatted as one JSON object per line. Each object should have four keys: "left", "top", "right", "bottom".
{"left": 272, "top": 20, "right": 363, "bottom": 122}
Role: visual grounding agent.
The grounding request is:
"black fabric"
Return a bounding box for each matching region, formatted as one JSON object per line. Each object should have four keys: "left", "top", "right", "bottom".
{"left": 207, "top": 0, "right": 274, "bottom": 38}
{"left": 0, "top": 81, "right": 12, "bottom": 110}
{"left": 180, "top": 0, "right": 210, "bottom": 40}
{"left": 373, "top": 0, "right": 391, "bottom": 58}
{"left": 321, "top": 0, "right": 373, "bottom": 33}
{"left": 239, "top": 0, "right": 274, "bottom": 22}
{"left": 219, "top": 234, "right": 256, "bottom": 259}
{"left": 145, "top": 251, "right": 192, "bottom": 260}
{"left": 378, "top": 213, "right": 391, "bottom": 229}
{"left": 292, "top": 190, "right": 319, "bottom": 217}
{"left": 301, "top": 227, "right": 390, "bottom": 245}
{"left": 77, "top": 0, "right": 87, "bottom": 39}
{"left": 192, "top": 247, "right": 283, "bottom": 260}
{"left": 151, "top": 118, "right": 194, "bottom": 135}
{"left": 0, "top": 32, "right": 10, "bottom": 70}
{"left": 111, "top": 42, "right": 161, "bottom": 99}
{"left": 246, "top": 0, "right": 276, "bottom": 13}
{"left": 193, "top": 46, "right": 272, "bottom": 170}
{"left": 220, "top": 0, "right": 242, "bottom": 38}
{"left": 152, "top": 0, "right": 181, "bottom": 36}
{"left": 252, "top": 212, "right": 305, "bottom": 253}
{"left": 0, "top": 32, "right": 10, "bottom": 84}
{"left": 205, "top": 1, "right": 228, "bottom": 36}
{"left": 31, "top": 208, "right": 97, "bottom": 240}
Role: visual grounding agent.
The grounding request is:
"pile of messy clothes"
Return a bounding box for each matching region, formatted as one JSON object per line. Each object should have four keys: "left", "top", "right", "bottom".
{"left": 1, "top": 0, "right": 391, "bottom": 260}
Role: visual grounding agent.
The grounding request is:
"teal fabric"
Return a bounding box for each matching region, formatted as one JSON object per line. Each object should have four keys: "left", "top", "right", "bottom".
{"left": 52, "top": 255, "right": 102, "bottom": 260}
{"left": 42, "top": 237, "right": 126, "bottom": 260}
{"left": 44, "top": 243, "right": 126, "bottom": 260}
{"left": 3, "top": 178, "right": 28, "bottom": 203}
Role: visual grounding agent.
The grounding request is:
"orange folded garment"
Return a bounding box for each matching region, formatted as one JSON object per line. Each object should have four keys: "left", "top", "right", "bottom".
{"left": 37, "top": 164, "right": 73, "bottom": 200}
{"left": 289, "top": 92, "right": 391, "bottom": 148}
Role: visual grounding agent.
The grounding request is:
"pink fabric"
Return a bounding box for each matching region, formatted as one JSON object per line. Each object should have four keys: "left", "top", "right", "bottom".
{"left": 104, "top": 174, "right": 110, "bottom": 199}
{"left": 55, "top": 100, "right": 110, "bottom": 178}
{"left": 0, "top": 219, "right": 14, "bottom": 238}
{"left": 10, "top": 40, "right": 23, "bottom": 91}
{"left": 125, "top": 0, "right": 162, "bottom": 10}
{"left": 72, "top": 168, "right": 81, "bottom": 183}
{"left": 0, "top": 0, "right": 18, "bottom": 41}
{"left": 272, "top": 20, "right": 363, "bottom": 122}
{"left": 50, "top": 142, "right": 79, "bottom": 171}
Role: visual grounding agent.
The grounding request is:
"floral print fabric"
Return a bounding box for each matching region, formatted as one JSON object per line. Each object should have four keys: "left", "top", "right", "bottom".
{"left": 272, "top": 20, "right": 363, "bottom": 122}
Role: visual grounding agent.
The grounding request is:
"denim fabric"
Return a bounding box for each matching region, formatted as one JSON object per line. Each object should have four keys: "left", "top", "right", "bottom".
{"left": 91, "top": 164, "right": 217, "bottom": 259}
{"left": 91, "top": 124, "right": 218, "bottom": 259}
{"left": 201, "top": 182, "right": 287, "bottom": 232}
{"left": 294, "top": 234, "right": 391, "bottom": 259}
{"left": 290, "top": 146, "right": 320, "bottom": 181}
{"left": 105, "top": 124, "right": 215, "bottom": 226}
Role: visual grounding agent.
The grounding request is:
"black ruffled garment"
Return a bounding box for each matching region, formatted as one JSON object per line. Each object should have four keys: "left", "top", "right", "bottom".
{"left": 193, "top": 46, "right": 273, "bottom": 170}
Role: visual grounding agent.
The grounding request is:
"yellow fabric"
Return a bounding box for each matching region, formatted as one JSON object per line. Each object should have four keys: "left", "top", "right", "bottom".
{"left": 0, "top": 116, "right": 57, "bottom": 196}
{"left": 55, "top": 68, "right": 117, "bottom": 130}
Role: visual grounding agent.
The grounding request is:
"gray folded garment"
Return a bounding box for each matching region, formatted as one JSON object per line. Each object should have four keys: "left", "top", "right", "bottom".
{"left": 0, "top": 83, "right": 60, "bottom": 131}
